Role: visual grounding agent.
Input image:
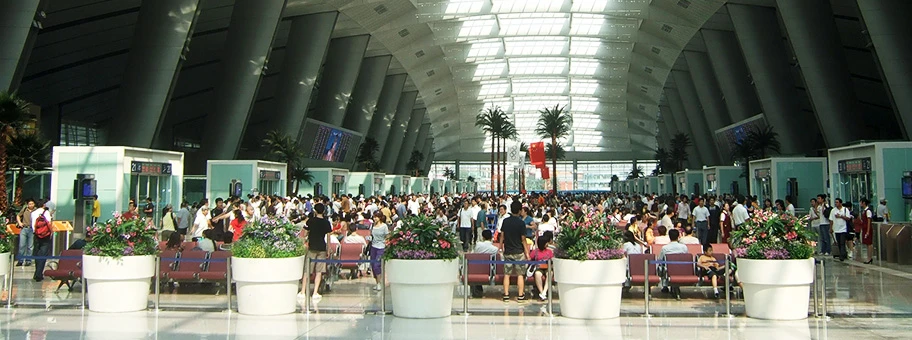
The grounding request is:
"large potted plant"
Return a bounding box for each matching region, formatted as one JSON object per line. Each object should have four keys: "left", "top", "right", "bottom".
{"left": 553, "top": 211, "right": 627, "bottom": 319}
{"left": 731, "top": 210, "right": 815, "bottom": 320}
{"left": 0, "top": 217, "right": 12, "bottom": 276}
{"left": 384, "top": 215, "right": 459, "bottom": 318}
{"left": 231, "top": 214, "right": 306, "bottom": 315}
{"left": 83, "top": 212, "right": 158, "bottom": 312}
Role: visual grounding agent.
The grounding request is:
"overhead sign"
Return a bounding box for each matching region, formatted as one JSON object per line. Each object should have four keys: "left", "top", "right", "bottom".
{"left": 131, "top": 161, "right": 172, "bottom": 175}
{"left": 838, "top": 158, "right": 871, "bottom": 174}
{"left": 754, "top": 168, "right": 770, "bottom": 179}
{"left": 259, "top": 170, "right": 281, "bottom": 180}
{"left": 706, "top": 174, "right": 716, "bottom": 182}
{"left": 333, "top": 175, "right": 345, "bottom": 183}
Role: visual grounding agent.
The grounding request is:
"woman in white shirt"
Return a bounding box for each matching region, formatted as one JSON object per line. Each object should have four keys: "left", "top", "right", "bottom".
{"left": 623, "top": 231, "right": 644, "bottom": 255}
{"left": 538, "top": 214, "right": 556, "bottom": 236}
{"left": 190, "top": 206, "right": 211, "bottom": 239}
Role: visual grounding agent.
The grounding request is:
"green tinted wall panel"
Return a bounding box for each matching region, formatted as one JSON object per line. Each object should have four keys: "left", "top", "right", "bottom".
{"left": 881, "top": 148, "right": 912, "bottom": 221}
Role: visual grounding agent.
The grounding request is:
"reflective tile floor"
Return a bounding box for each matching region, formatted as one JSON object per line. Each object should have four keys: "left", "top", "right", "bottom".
{"left": 1, "top": 256, "right": 911, "bottom": 338}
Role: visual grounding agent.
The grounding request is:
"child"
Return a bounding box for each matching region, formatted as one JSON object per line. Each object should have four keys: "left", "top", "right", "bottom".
{"left": 697, "top": 244, "right": 726, "bottom": 299}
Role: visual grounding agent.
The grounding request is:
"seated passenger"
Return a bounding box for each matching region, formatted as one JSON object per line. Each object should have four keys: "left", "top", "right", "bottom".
{"left": 530, "top": 235, "right": 554, "bottom": 301}
{"left": 659, "top": 229, "right": 689, "bottom": 299}
{"left": 653, "top": 226, "right": 671, "bottom": 245}
{"left": 679, "top": 226, "right": 700, "bottom": 245}
{"left": 697, "top": 244, "right": 726, "bottom": 299}
{"left": 165, "top": 232, "right": 183, "bottom": 252}
{"left": 194, "top": 230, "right": 216, "bottom": 252}
{"left": 470, "top": 230, "right": 499, "bottom": 298}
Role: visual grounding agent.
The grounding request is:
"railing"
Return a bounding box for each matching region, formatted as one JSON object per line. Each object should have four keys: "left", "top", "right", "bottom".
{"left": 461, "top": 257, "right": 554, "bottom": 316}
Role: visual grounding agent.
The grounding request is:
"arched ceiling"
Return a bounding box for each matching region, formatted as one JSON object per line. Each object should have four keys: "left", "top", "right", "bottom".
{"left": 306, "top": 0, "right": 727, "bottom": 159}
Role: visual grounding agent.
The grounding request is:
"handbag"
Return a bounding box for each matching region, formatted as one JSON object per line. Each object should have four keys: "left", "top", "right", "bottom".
{"left": 526, "top": 251, "right": 538, "bottom": 278}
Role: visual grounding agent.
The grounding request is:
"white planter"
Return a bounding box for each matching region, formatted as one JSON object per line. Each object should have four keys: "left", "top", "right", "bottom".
{"left": 553, "top": 258, "right": 627, "bottom": 319}
{"left": 232, "top": 256, "right": 305, "bottom": 315}
{"left": 738, "top": 258, "right": 815, "bottom": 320}
{"left": 82, "top": 255, "right": 155, "bottom": 313}
{"left": 387, "top": 259, "right": 459, "bottom": 318}
{"left": 0, "top": 252, "right": 10, "bottom": 277}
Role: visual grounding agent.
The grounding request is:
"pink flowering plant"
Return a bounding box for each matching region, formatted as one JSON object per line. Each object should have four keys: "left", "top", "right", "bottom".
{"left": 554, "top": 210, "right": 625, "bottom": 261}
{"left": 730, "top": 209, "right": 816, "bottom": 260}
{"left": 232, "top": 215, "right": 305, "bottom": 258}
{"left": 85, "top": 212, "right": 158, "bottom": 258}
{"left": 0, "top": 217, "right": 14, "bottom": 253}
{"left": 383, "top": 215, "right": 458, "bottom": 260}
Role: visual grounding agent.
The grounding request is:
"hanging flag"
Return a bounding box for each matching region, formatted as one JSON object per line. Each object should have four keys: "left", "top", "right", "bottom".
{"left": 529, "top": 142, "right": 546, "bottom": 165}
{"left": 541, "top": 167, "right": 550, "bottom": 179}
{"left": 507, "top": 143, "right": 523, "bottom": 165}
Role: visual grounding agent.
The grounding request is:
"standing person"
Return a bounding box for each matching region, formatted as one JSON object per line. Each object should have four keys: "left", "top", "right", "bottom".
{"left": 91, "top": 195, "right": 101, "bottom": 225}
{"left": 143, "top": 197, "right": 155, "bottom": 224}
{"left": 176, "top": 202, "right": 191, "bottom": 237}
{"left": 122, "top": 201, "right": 139, "bottom": 220}
{"left": 501, "top": 201, "right": 530, "bottom": 302}
{"left": 15, "top": 199, "right": 36, "bottom": 266}
{"left": 875, "top": 199, "right": 890, "bottom": 222}
{"left": 457, "top": 201, "right": 474, "bottom": 251}
{"left": 816, "top": 195, "right": 832, "bottom": 256}
{"left": 30, "top": 201, "right": 53, "bottom": 282}
{"left": 707, "top": 197, "right": 721, "bottom": 244}
{"left": 160, "top": 205, "right": 176, "bottom": 241}
{"left": 676, "top": 195, "right": 691, "bottom": 226}
{"left": 785, "top": 196, "right": 796, "bottom": 216}
{"left": 475, "top": 202, "right": 488, "bottom": 242}
{"left": 731, "top": 196, "right": 749, "bottom": 230}
{"left": 692, "top": 198, "right": 710, "bottom": 245}
{"left": 858, "top": 198, "right": 875, "bottom": 264}
{"left": 229, "top": 209, "right": 247, "bottom": 242}
{"left": 720, "top": 202, "right": 733, "bottom": 244}
{"left": 368, "top": 211, "right": 389, "bottom": 291}
{"left": 300, "top": 203, "right": 332, "bottom": 301}
{"left": 828, "top": 198, "right": 852, "bottom": 261}
{"left": 190, "top": 206, "right": 212, "bottom": 239}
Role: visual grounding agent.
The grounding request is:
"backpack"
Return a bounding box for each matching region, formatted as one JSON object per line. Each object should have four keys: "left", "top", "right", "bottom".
{"left": 34, "top": 210, "right": 52, "bottom": 239}
{"left": 822, "top": 205, "right": 833, "bottom": 221}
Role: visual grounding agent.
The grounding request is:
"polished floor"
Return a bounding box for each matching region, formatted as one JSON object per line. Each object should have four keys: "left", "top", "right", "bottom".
{"left": 1, "top": 256, "right": 911, "bottom": 338}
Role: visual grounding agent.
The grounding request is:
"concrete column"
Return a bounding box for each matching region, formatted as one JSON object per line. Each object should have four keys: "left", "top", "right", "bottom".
{"left": 0, "top": 0, "right": 40, "bottom": 91}
{"left": 201, "top": 0, "right": 285, "bottom": 160}
{"left": 270, "top": 12, "right": 337, "bottom": 138}
{"left": 728, "top": 4, "right": 814, "bottom": 155}
{"left": 395, "top": 108, "right": 427, "bottom": 174}
{"left": 342, "top": 55, "right": 393, "bottom": 134}
{"left": 413, "top": 122, "right": 431, "bottom": 154}
{"left": 775, "top": 0, "right": 861, "bottom": 147}
{"left": 106, "top": 0, "right": 201, "bottom": 147}
{"left": 380, "top": 91, "right": 419, "bottom": 172}
{"left": 659, "top": 105, "right": 679, "bottom": 138}
{"left": 683, "top": 51, "right": 732, "bottom": 127}
{"left": 673, "top": 70, "right": 720, "bottom": 166}
{"left": 665, "top": 88, "right": 703, "bottom": 170}
{"left": 309, "top": 35, "right": 370, "bottom": 126}
{"left": 856, "top": 0, "right": 912, "bottom": 139}
{"left": 701, "top": 29, "right": 762, "bottom": 122}
{"left": 422, "top": 141, "right": 435, "bottom": 175}
{"left": 366, "top": 74, "right": 408, "bottom": 157}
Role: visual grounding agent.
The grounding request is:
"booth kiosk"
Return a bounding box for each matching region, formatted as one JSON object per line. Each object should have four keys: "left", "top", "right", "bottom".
{"left": 401, "top": 176, "right": 412, "bottom": 195}
{"left": 444, "top": 180, "right": 455, "bottom": 195}
{"left": 645, "top": 177, "right": 658, "bottom": 195}
{"left": 349, "top": 172, "right": 386, "bottom": 197}
{"left": 51, "top": 146, "right": 184, "bottom": 237}
{"left": 656, "top": 174, "right": 673, "bottom": 195}
{"left": 206, "top": 160, "right": 286, "bottom": 200}
{"left": 385, "top": 175, "right": 409, "bottom": 196}
{"left": 301, "top": 168, "right": 349, "bottom": 198}
{"left": 675, "top": 170, "right": 704, "bottom": 196}
{"left": 703, "top": 166, "right": 746, "bottom": 196}
{"left": 411, "top": 177, "right": 430, "bottom": 194}
{"left": 749, "top": 158, "right": 827, "bottom": 211}
{"left": 828, "top": 142, "right": 912, "bottom": 221}
{"left": 637, "top": 178, "right": 647, "bottom": 194}
{"left": 430, "top": 179, "right": 444, "bottom": 195}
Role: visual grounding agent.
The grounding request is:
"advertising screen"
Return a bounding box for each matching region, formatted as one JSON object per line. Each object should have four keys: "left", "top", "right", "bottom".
{"left": 310, "top": 125, "right": 353, "bottom": 163}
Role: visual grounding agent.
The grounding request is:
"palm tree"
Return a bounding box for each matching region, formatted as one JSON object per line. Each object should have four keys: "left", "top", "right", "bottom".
{"left": 747, "top": 126, "right": 781, "bottom": 159}
{"left": 356, "top": 137, "right": 380, "bottom": 172}
{"left": 443, "top": 167, "right": 457, "bottom": 180}
{"left": 0, "top": 92, "right": 34, "bottom": 213}
{"left": 545, "top": 143, "right": 566, "bottom": 161}
{"left": 6, "top": 132, "right": 50, "bottom": 206}
{"left": 654, "top": 148, "right": 670, "bottom": 174}
{"left": 500, "top": 118, "right": 517, "bottom": 194}
{"left": 475, "top": 107, "right": 499, "bottom": 193}
{"left": 627, "top": 165, "right": 644, "bottom": 179}
{"left": 289, "top": 165, "right": 314, "bottom": 196}
{"left": 262, "top": 130, "right": 305, "bottom": 195}
{"left": 669, "top": 133, "right": 692, "bottom": 171}
{"left": 610, "top": 175, "right": 620, "bottom": 183}
{"left": 406, "top": 150, "right": 425, "bottom": 177}
{"left": 535, "top": 104, "right": 573, "bottom": 193}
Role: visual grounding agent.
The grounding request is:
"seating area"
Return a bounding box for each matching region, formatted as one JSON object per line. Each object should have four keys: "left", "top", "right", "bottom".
{"left": 158, "top": 250, "right": 230, "bottom": 287}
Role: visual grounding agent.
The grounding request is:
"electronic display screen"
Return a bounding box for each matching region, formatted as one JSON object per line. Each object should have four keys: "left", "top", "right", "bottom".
{"left": 902, "top": 176, "right": 912, "bottom": 198}
{"left": 82, "top": 182, "right": 95, "bottom": 197}
{"left": 310, "top": 125, "right": 353, "bottom": 163}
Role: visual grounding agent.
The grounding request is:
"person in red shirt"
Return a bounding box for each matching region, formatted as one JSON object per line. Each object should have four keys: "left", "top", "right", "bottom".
{"left": 230, "top": 210, "right": 247, "bottom": 242}
{"left": 122, "top": 201, "right": 138, "bottom": 220}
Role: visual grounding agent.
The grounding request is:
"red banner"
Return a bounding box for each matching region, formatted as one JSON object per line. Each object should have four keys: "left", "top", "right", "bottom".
{"left": 541, "top": 167, "right": 550, "bottom": 179}
{"left": 529, "top": 142, "right": 545, "bottom": 165}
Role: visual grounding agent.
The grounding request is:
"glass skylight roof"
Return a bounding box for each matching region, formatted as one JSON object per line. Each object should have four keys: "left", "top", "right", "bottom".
{"left": 436, "top": 2, "right": 647, "bottom": 152}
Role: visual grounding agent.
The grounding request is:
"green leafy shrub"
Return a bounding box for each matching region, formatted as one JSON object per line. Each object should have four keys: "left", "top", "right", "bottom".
{"left": 383, "top": 215, "right": 459, "bottom": 260}
{"left": 85, "top": 212, "right": 158, "bottom": 258}
{"left": 731, "top": 210, "right": 816, "bottom": 260}
{"left": 554, "top": 211, "right": 625, "bottom": 261}
{"left": 0, "top": 217, "right": 14, "bottom": 253}
{"left": 232, "top": 215, "right": 305, "bottom": 258}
